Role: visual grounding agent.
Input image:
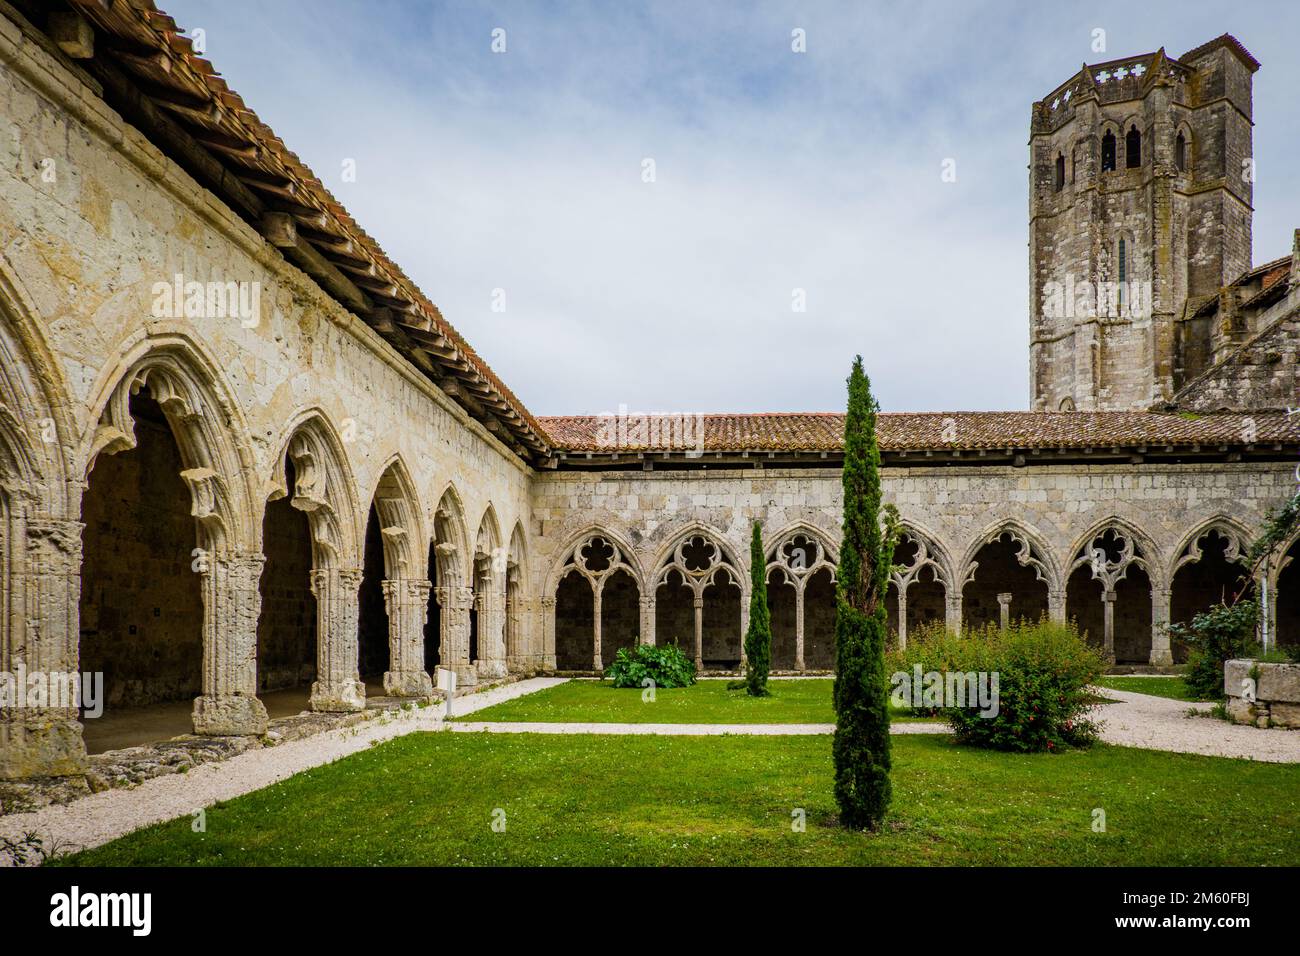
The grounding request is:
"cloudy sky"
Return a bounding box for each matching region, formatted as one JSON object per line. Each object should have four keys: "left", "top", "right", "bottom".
{"left": 165, "top": 0, "right": 1300, "bottom": 415}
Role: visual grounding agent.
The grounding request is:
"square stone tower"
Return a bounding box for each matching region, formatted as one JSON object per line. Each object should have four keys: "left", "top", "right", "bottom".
{"left": 1029, "top": 35, "right": 1258, "bottom": 411}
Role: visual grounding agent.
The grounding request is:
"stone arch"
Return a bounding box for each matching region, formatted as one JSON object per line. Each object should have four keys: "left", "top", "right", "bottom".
{"left": 960, "top": 519, "right": 1060, "bottom": 632}
{"left": 505, "top": 521, "right": 530, "bottom": 671}
{"left": 1065, "top": 517, "right": 1160, "bottom": 663}
{"left": 81, "top": 338, "right": 265, "bottom": 737}
{"left": 0, "top": 262, "right": 88, "bottom": 777}
{"left": 1271, "top": 529, "right": 1300, "bottom": 652}
{"left": 765, "top": 522, "right": 838, "bottom": 670}
{"left": 361, "top": 456, "right": 431, "bottom": 698}
{"left": 1174, "top": 122, "right": 1193, "bottom": 174}
{"left": 549, "top": 527, "right": 642, "bottom": 672}
{"left": 885, "top": 522, "right": 954, "bottom": 648}
{"left": 428, "top": 484, "right": 475, "bottom": 685}
{"left": 1168, "top": 517, "right": 1254, "bottom": 663}
{"left": 471, "top": 503, "right": 508, "bottom": 679}
{"left": 653, "top": 525, "right": 744, "bottom": 671}
{"left": 272, "top": 411, "right": 366, "bottom": 712}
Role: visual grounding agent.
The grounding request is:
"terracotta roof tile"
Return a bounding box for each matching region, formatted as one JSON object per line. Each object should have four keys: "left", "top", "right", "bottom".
{"left": 539, "top": 411, "right": 1300, "bottom": 453}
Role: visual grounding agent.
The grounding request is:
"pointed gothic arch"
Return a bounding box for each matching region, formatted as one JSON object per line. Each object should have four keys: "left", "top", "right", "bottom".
{"left": 885, "top": 523, "right": 954, "bottom": 648}
{"left": 764, "top": 523, "right": 838, "bottom": 670}
{"left": 653, "top": 525, "right": 744, "bottom": 671}
{"left": 1169, "top": 518, "right": 1254, "bottom": 663}
{"left": 1064, "top": 517, "right": 1159, "bottom": 662}
{"left": 505, "top": 521, "right": 530, "bottom": 671}
{"left": 960, "top": 520, "right": 1059, "bottom": 631}
{"left": 81, "top": 339, "right": 266, "bottom": 738}
{"left": 550, "top": 527, "right": 642, "bottom": 671}
{"left": 471, "top": 503, "right": 508, "bottom": 679}
{"left": 428, "top": 484, "right": 475, "bottom": 684}
{"left": 271, "top": 411, "right": 366, "bottom": 712}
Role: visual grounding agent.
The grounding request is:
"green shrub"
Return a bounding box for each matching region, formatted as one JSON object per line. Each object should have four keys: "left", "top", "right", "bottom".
{"left": 605, "top": 642, "right": 697, "bottom": 689}
{"left": 890, "top": 621, "right": 1104, "bottom": 752}
{"left": 1169, "top": 600, "right": 1258, "bottom": 700}
{"left": 942, "top": 621, "right": 1104, "bottom": 752}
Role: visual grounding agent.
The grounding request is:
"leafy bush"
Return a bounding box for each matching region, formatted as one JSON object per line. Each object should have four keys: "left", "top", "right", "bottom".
{"left": 605, "top": 642, "right": 697, "bottom": 689}
{"left": 890, "top": 621, "right": 1104, "bottom": 753}
{"left": 1168, "top": 600, "right": 1259, "bottom": 700}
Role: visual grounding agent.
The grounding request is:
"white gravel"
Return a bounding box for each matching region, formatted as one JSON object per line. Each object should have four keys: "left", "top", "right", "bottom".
{"left": 1094, "top": 687, "right": 1300, "bottom": 763}
{"left": 4, "top": 677, "right": 1295, "bottom": 864}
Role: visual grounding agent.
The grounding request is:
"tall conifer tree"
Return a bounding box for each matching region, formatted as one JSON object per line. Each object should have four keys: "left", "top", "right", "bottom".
{"left": 832, "top": 356, "right": 897, "bottom": 830}
{"left": 744, "top": 522, "right": 772, "bottom": 696}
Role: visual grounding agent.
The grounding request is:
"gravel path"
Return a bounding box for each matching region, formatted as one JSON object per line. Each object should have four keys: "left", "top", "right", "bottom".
{"left": 1094, "top": 688, "right": 1300, "bottom": 764}
{"left": 5, "top": 678, "right": 1296, "bottom": 865}
{"left": 0, "top": 677, "right": 565, "bottom": 865}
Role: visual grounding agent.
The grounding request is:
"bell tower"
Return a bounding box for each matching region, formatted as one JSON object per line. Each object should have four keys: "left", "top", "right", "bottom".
{"left": 1028, "top": 35, "right": 1258, "bottom": 411}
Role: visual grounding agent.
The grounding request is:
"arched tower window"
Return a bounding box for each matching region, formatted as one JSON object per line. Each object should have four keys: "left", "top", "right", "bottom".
{"left": 1054, "top": 153, "right": 1065, "bottom": 191}
{"left": 1125, "top": 125, "right": 1141, "bottom": 168}
{"left": 1100, "top": 130, "right": 1116, "bottom": 172}
{"left": 1175, "top": 131, "right": 1187, "bottom": 172}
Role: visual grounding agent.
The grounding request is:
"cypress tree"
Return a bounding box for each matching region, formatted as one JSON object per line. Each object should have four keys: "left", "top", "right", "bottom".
{"left": 744, "top": 521, "right": 772, "bottom": 696}
{"left": 832, "top": 356, "right": 897, "bottom": 830}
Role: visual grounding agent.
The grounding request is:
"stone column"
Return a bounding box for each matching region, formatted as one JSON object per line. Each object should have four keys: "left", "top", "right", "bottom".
{"left": 639, "top": 595, "right": 656, "bottom": 646}
{"left": 310, "top": 567, "right": 366, "bottom": 712}
{"left": 1149, "top": 586, "right": 1173, "bottom": 666}
{"left": 896, "top": 583, "right": 909, "bottom": 651}
{"left": 382, "top": 578, "right": 434, "bottom": 697}
{"left": 193, "top": 549, "right": 270, "bottom": 735}
{"left": 692, "top": 593, "right": 704, "bottom": 672}
{"left": 1100, "top": 589, "right": 1116, "bottom": 661}
{"left": 1047, "top": 588, "right": 1066, "bottom": 625}
{"left": 541, "top": 596, "right": 557, "bottom": 671}
{"left": 997, "top": 592, "right": 1013, "bottom": 631}
{"left": 945, "top": 590, "right": 963, "bottom": 634}
{"left": 1, "top": 518, "right": 88, "bottom": 779}
{"left": 475, "top": 570, "right": 507, "bottom": 680}
{"left": 504, "top": 584, "right": 523, "bottom": 673}
{"left": 435, "top": 585, "right": 478, "bottom": 686}
{"left": 591, "top": 580, "right": 604, "bottom": 672}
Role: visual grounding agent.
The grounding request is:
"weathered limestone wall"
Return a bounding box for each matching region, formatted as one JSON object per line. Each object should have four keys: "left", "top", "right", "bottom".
{"left": 531, "top": 461, "right": 1297, "bottom": 668}
{"left": 0, "top": 19, "right": 539, "bottom": 776}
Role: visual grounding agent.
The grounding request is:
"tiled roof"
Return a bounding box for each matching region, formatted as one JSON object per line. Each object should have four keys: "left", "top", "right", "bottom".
{"left": 56, "top": 0, "right": 551, "bottom": 458}
{"left": 539, "top": 411, "right": 1300, "bottom": 453}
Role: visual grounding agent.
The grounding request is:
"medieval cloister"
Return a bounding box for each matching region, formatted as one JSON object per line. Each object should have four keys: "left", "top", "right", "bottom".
{"left": 1, "top": 5, "right": 1299, "bottom": 783}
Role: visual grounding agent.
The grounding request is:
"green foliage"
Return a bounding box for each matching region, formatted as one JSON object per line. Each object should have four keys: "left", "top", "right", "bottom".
{"left": 832, "top": 357, "right": 897, "bottom": 830}
{"left": 604, "top": 642, "right": 697, "bottom": 689}
{"left": 744, "top": 522, "right": 772, "bottom": 697}
{"left": 1169, "top": 600, "right": 1259, "bottom": 699}
{"left": 1246, "top": 488, "right": 1300, "bottom": 570}
{"left": 933, "top": 621, "right": 1105, "bottom": 753}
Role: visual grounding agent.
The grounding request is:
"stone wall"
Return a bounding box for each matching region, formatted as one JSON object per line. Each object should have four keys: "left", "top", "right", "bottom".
{"left": 530, "top": 461, "right": 1298, "bottom": 669}
{"left": 0, "top": 17, "right": 538, "bottom": 776}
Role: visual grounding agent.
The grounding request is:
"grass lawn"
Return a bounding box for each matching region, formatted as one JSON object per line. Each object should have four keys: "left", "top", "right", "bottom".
{"left": 57, "top": 733, "right": 1298, "bottom": 866}
{"left": 463, "top": 678, "right": 933, "bottom": 723}
{"left": 1096, "top": 676, "right": 1211, "bottom": 702}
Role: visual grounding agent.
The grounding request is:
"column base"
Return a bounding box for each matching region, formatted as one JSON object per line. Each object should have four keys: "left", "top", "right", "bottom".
{"left": 383, "top": 670, "right": 434, "bottom": 698}
{"left": 0, "top": 714, "right": 88, "bottom": 780}
{"left": 1148, "top": 649, "right": 1174, "bottom": 666}
{"left": 310, "top": 679, "right": 366, "bottom": 713}
{"left": 193, "top": 694, "right": 269, "bottom": 736}
{"left": 452, "top": 664, "right": 479, "bottom": 687}
{"left": 477, "top": 659, "right": 508, "bottom": 681}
